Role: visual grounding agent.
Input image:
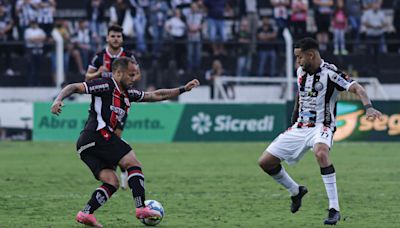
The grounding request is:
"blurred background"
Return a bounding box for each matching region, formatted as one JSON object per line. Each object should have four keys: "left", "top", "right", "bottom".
{"left": 0, "top": 0, "right": 399, "bottom": 142}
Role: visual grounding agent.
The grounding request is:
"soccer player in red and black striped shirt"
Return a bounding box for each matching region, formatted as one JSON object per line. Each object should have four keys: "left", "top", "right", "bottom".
{"left": 52, "top": 57, "right": 200, "bottom": 227}
{"left": 85, "top": 24, "right": 136, "bottom": 189}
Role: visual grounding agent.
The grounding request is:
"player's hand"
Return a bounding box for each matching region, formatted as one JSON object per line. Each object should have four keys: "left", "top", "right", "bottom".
{"left": 98, "top": 66, "right": 111, "bottom": 78}
{"left": 366, "top": 107, "right": 382, "bottom": 121}
{"left": 51, "top": 101, "right": 64, "bottom": 116}
{"left": 184, "top": 79, "right": 200, "bottom": 92}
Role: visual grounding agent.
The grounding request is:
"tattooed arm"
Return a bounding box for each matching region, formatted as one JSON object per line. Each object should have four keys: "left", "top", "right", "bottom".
{"left": 51, "top": 83, "right": 86, "bottom": 115}
{"left": 142, "top": 79, "right": 200, "bottom": 102}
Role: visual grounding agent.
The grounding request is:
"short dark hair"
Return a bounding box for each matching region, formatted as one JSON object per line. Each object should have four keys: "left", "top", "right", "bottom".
{"left": 294, "top": 37, "right": 319, "bottom": 51}
{"left": 112, "top": 56, "right": 135, "bottom": 72}
{"left": 108, "top": 24, "right": 123, "bottom": 34}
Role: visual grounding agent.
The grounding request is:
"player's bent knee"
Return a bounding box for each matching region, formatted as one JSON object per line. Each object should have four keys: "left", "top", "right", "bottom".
{"left": 119, "top": 151, "right": 142, "bottom": 169}
{"left": 314, "top": 149, "right": 329, "bottom": 162}
{"left": 258, "top": 152, "right": 280, "bottom": 173}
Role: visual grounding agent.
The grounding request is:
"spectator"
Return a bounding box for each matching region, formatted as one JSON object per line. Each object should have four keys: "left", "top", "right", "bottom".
{"left": 290, "top": 0, "right": 308, "bottom": 40}
{"left": 24, "top": 20, "right": 45, "bottom": 86}
{"left": 129, "top": 0, "right": 150, "bottom": 55}
{"left": 332, "top": 0, "right": 348, "bottom": 55}
{"left": 150, "top": 0, "right": 169, "bottom": 56}
{"left": 239, "top": 0, "right": 258, "bottom": 52}
{"left": 86, "top": 0, "right": 106, "bottom": 51}
{"left": 171, "top": 0, "right": 192, "bottom": 18}
{"left": 37, "top": 0, "right": 56, "bottom": 38}
{"left": 362, "top": 1, "right": 387, "bottom": 56}
{"left": 16, "top": 0, "right": 38, "bottom": 40}
{"left": 270, "top": 0, "right": 289, "bottom": 37}
{"left": 362, "top": 0, "right": 381, "bottom": 10}
{"left": 186, "top": 2, "right": 203, "bottom": 73}
{"left": 313, "top": 0, "right": 334, "bottom": 52}
{"left": 0, "top": 2, "right": 15, "bottom": 76}
{"left": 109, "top": 0, "right": 128, "bottom": 26}
{"left": 71, "top": 20, "right": 92, "bottom": 75}
{"left": 205, "top": 59, "right": 234, "bottom": 99}
{"left": 165, "top": 8, "right": 186, "bottom": 75}
{"left": 345, "top": 0, "right": 362, "bottom": 52}
{"left": 236, "top": 18, "right": 251, "bottom": 77}
{"left": 257, "top": 17, "right": 278, "bottom": 77}
{"left": 203, "top": 0, "right": 226, "bottom": 56}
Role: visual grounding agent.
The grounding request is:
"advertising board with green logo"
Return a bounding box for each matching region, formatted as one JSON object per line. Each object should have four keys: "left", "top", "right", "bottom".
{"left": 34, "top": 103, "right": 286, "bottom": 142}
{"left": 34, "top": 102, "right": 184, "bottom": 142}
{"left": 334, "top": 101, "right": 400, "bottom": 141}
{"left": 174, "top": 104, "right": 286, "bottom": 141}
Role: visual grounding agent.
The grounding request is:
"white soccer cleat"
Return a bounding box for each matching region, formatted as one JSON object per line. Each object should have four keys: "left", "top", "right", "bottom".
{"left": 120, "top": 171, "right": 128, "bottom": 190}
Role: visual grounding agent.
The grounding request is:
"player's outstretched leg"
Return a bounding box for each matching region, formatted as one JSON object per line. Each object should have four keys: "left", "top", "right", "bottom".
{"left": 258, "top": 152, "right": 307, "bottom": 213}
{"left": 126, "top": 166, "right": 161, "bottom": 219}
{"left": 120, "top": 167, "right": 128, "bottom": 190}
{"left": 76, "top": 182, "right": 117, "bottom": 227}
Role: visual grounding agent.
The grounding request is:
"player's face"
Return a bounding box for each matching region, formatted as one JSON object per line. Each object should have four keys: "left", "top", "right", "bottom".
{"left": 107, "top": 31, "right": 123, "bottom": 50}
{"left": 294, "top": 48, "right": 312, "bottom": 72}
{"left": 121, "top": 63, "right": 141, "bottom": 89}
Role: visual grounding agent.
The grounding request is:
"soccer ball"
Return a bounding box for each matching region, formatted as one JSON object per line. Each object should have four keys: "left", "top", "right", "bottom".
{"left": 140, "top": 200, "right": 164, "bottom": 226}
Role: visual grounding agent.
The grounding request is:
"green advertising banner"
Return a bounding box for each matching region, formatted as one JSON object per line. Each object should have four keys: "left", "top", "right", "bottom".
{"left": 34, "top": 103, "right": 286, "bottom": 142}
{"left": 174, "top": 104, "right": 286, "bottom": 141}
{"left": 36, "top": 101, "right": 399, "bottom": 142}
{"left": 34, "top": 102, "right": 184, "bottom": 142}
{"left": 334, "top": 101, "right": 400, "bottom": 141}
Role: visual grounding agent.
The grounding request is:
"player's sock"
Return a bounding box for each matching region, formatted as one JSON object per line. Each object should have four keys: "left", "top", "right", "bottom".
{"left": 321, "top": 164, "right": 340, "bottom": 211}
{"left": 267, "top": 164, "right": 299, "bottom": 196}
{"left": 127, "top": 166, "right": 145, "bottom": 208}
{"left": 82, "top": 183, "right": 117, "bottom": 214}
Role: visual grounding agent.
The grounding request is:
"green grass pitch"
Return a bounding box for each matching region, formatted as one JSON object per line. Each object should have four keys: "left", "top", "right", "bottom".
{"left": 0, "top": 142, "right": 399, "bottom": 228}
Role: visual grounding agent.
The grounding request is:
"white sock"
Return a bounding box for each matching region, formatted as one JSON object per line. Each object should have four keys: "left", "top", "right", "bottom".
{"left": 321, "top": 173, "right": 340, "bottom": 211}
{"left": 271, "top": 166, "right": 299, "bottom": 196}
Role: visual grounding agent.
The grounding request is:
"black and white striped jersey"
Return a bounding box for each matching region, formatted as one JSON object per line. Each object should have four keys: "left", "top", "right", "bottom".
{"left": 295, "top": 60, "right": 355, "bottom": 130}
{"left": 37, "top": 1, "right": 55, "bottom": 24}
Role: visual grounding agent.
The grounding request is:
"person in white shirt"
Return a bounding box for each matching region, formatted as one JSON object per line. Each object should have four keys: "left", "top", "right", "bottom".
{"left": 165, "top": 8, "right": 186, "bottom": 75}
{"left": 24, "top": 20, "right": 46, "bottom": 86}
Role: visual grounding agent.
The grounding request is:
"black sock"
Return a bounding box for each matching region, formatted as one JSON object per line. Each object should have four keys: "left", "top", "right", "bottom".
{"left": 127, "top": 166, "right": 145, "bottom": 208}
{"left": 320, "top": 164, "right": 335, "bottom": 175}
{"left": 82, "top": 183, "right": 117, "bottom": 214}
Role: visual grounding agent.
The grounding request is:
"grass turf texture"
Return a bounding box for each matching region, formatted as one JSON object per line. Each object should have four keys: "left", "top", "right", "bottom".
{"left": 0, "top": 142, "right": 399, "bottom": 228}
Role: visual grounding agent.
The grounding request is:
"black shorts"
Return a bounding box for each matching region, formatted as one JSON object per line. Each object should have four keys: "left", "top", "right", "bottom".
{"left": 76, "top": 130, "right": 132, "bottom": 180}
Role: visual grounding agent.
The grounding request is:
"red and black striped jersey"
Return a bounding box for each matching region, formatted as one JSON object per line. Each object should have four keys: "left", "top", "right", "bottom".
{"left": 88, "top": 47, "right": 137, "bottom": 78}
{"left": 82, "top": 77, "right": 144, "bottom": 132}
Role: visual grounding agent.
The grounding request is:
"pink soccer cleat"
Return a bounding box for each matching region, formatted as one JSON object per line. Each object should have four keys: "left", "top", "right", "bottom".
{"left": 75, "top": 211, "right": 103, "bottom": 228}
{"left": 135, "top": 207, "right": 162, "bottom": 219}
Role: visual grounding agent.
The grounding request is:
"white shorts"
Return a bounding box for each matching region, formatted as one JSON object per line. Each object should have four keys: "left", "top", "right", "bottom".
{"left": 266, "top": 123, "right": 333, "bottom": 165}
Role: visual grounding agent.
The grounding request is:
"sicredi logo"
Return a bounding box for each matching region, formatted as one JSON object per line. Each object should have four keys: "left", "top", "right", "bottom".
{"left": 191, "top": 112, "right": 275, "bottom": 135}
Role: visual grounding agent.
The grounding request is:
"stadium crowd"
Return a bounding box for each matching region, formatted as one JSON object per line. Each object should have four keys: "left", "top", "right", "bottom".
{"left": 0, "top": 0, "right": 399, "bottom": 88}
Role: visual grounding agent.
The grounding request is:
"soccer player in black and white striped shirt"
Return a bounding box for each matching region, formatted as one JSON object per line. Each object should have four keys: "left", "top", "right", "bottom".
{"left": 258, "top": 38, "right": 382, "bottom": 225}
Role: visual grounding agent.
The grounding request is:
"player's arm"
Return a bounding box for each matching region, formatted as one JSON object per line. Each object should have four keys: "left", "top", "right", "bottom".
{"left": 85, "top": 66, "right": 104, "bottom": 81}
{"left": 290, "top": 92, "right": 300, "bottom": 125}
{"left": 51, "top": 83, "right": 86, "bottom": 115}
{"left": 348, "top": 82, "right": 382, "bottom": 121}
{"left": 142, "top": 79, "right": 200, "bottom": 102}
